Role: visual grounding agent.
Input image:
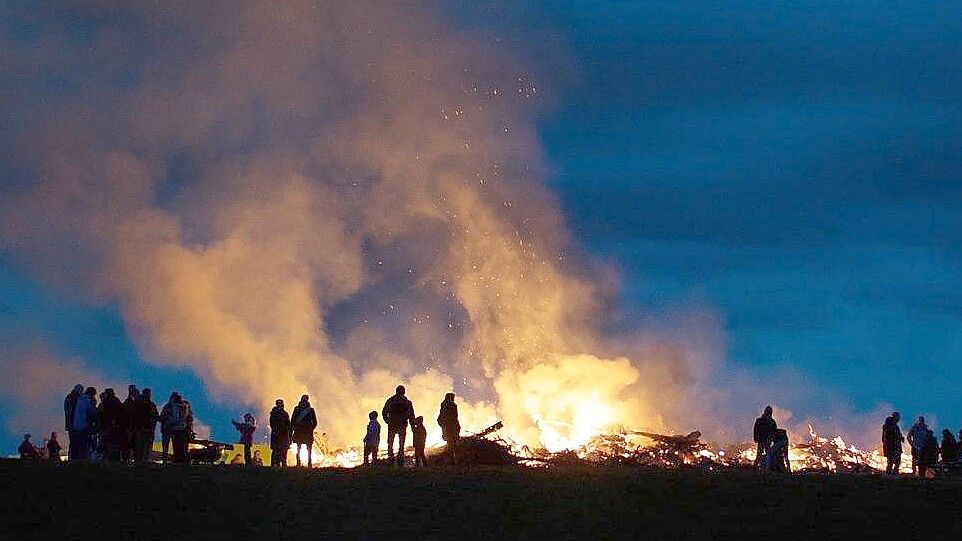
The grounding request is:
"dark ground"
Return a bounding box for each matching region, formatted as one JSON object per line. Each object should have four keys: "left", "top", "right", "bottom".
{"left": 2, "top": 460, "right": 961, "bottom": 540}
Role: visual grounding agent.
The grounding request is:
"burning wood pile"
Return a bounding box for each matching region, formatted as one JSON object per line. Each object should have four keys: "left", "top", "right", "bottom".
{"left": 431, "top": 421, "right": 525, "bottom": 467}
{"left": 503, "top": 423, "right": 899, "bottom": 474}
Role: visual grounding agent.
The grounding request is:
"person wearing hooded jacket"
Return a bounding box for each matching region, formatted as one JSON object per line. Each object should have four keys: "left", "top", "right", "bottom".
{"left": 882, "top": 412, "right": 904, "bottom": 474}
{"left": 291, "top": 395, "right": 317, "bottom": 467}
{"left": 752, "top": 406, "right": 777, "bottom": 470}
{"left": 269, "top": 399, "right": 292, "bottom": 467}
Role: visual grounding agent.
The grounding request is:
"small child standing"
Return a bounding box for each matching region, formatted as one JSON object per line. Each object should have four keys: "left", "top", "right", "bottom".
{"left": 363, "top": 411, "right": 381, "bottom": 465}
{"left": 412, "top": 416, "right": 427, "bottom": 467}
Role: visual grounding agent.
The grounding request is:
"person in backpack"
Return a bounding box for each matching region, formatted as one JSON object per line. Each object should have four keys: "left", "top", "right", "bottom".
{"left": 232, "top": 413, "right": 257, "bottom": 465}
{"left": 437, "top": 393, "right": 460, "bottom": 461}
{"left": 411, "top": 416, "right": 427, "bottom": 467}
{"left": 269, "top": 399, "right": 292, "bottom": 467}
{"left": 64, "top": 384, "right": 84, "bottom": 460}
{"left": 161, "top": 392, "right": 192, "bottom": 464}
{"left": 363, "top": 411, "right": 381, "bottom": 465}
{"left": 131, "top": 388, "right": 159, "bottom": 462}
{"left": 753, "top": 406, "right": 777, "bottom": 470}
{"left": 291, "top": 395, "right": 317, "bottom": 467}
{"left": 71, "top": 387, "right": 98, "bottom": 460}
{"left": 97, "top": 388, "right": 126, "bottom": 461}
{"left": 382, "top": 385, "right": 415, "bottom": 466}
{"left": 907, "top": 416, "right": 929, "bottom": 475}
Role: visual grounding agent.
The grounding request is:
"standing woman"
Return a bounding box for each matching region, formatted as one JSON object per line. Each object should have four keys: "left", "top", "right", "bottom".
{"left": 291, "top": 395, "right": 317, "bottom": 467}
{"left": 437, "top": 393, "right": 460, "bottom": 461}
{"left": 232, "top": 413, "right": 257, "bottom": 465}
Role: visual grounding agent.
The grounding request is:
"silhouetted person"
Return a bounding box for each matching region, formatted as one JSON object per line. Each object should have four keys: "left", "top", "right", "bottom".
{"left": 131, "top": 388, "right": 159, "bottom": 462}
{"left": 882, "top": 412, "right": 904, "bottom": 474}
{"left": 766, "top": 428, "right": 791, "bottom": 473}
{"left": 47, "top": 432, "right": 62, "bottom": 463}
{"left": 97, "top": 388, "right": 126, "bottom": 461}
{"left": 382, "top": 385, "right": 415, "bottom": 466}
{"left": 363, "top": 411, "right": 380, "bottom": 465}
{"left": 907, "top": 416, "right": 928, "bottom": 475}
{"left": 253, "top": 450, "right": 263, "bottom": 466}
{"left": 18, "top": 434, "right": 40, "bottom": 461}
{"left": 412, "top": 416, "right": 427, "bottom": 467}
{"left": 753, "top": 406, "right": 777, "bottom": 470}
{"left": 269, "top": 399, "right": 292, "bottom": 467}
{"left": 918, "top": 429, "right": 939, "bottom": 477}
{"left": 230, "top": 453, "right": 244, "bottom": 465}
{"left": 71, "top": 387, "right": 98, "bottom": 460}
{"left": 233, "top": 413, "right": 257, "bottom": 465}
{"left": 161, "top": 392, "right": 192, "bottom": 464}
{"left": 64, "top": 384, "right": 84, "bottom": 460}
{"left": 291, "top": 395, "right": 317, "bottom": 467}
{"left": 121, "top": 385, "right": 140, "bottom": 462}
{"left": 940, "top": 429, "right": 959, "bottom": 464}
{"left": 437, "top": 392, "right": 460, "bottom": 460}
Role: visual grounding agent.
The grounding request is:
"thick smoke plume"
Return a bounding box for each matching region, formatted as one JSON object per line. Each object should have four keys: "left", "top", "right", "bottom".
{"left": 1, "top": 1, "right": 746, "bottom": 449}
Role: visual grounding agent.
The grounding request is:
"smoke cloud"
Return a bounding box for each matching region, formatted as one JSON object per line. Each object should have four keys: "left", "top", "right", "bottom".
{"left": 1, "top": 1, "right": 774, "bottom": 449}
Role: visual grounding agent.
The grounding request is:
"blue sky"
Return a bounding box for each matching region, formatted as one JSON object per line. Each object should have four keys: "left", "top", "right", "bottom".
{"left": 453, "top": 1, "right": 962, "bottom": 428}
{"left": 2, "top": 1, "right": 961, "bottom": 449}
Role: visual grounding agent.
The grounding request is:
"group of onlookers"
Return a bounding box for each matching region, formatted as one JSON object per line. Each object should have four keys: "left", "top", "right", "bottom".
{"left": 883, "top": 412, "right": 961, "bottom": 476}
{"left": 245, "top": 386, "right": 461, "bottom": 468}
{"left": 54, "top": 384, "right": 194, "bottom": 464}
{"left": 235, "top": 394, "right": 318, "bottom": 467}
{"left": 22, "top": 383, "right": 463, "bottom": 468}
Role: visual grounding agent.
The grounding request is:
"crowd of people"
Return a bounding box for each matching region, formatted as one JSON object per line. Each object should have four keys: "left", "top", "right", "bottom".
{"left": 17, "top": 385, "right": 960, "bottom": 477}
{"left": 46, "top": 384, "right": 196, "bottom": 464}
{"left": 20, "top": 382, "right": 461, "bottom": 468}
{"left": 751, "top": 406, "right": 962, "bottom": 476}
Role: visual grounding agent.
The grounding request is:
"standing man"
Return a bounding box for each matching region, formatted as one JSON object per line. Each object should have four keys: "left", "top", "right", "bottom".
{"left": 437, "top": 392, "right": 461, "bottom": 461}
{"left": 882, "top": 411, "right": 904, "bottom": 474}
{"left": 291, "top": 395, "right": 317, "bottom": 467}
{"left": 269, "top": 399, "right": 292, "bottom": 467}
{"left": 382, "top": 385, "right": 415, "bottom": 466}
{"left": 131, "top": 388, "right": 159, "bottom": 462}
{"left": 64, "top": 384, "right": 84, "bottom": 460}
{"left": 71, "top": 387, "right": 98, "bottom": 461}
{"left": 907, "top": 416, "right": 928, "bottom": 475}
{"left": 97, "top": 388, "right": 126, "bottom": 461}
{"left": 753, "top": 406, "right": 777, "bottom": 471}
{"left": 122, "top": 385, "right": 140, "bottom": 462}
